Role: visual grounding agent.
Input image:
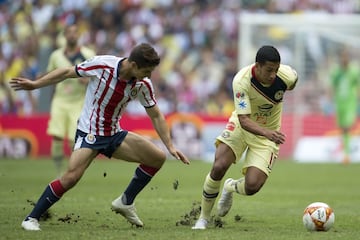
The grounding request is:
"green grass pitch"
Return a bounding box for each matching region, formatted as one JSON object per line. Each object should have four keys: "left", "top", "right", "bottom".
{"left": 0, "top": 158, "right": 359, "bottom": 240}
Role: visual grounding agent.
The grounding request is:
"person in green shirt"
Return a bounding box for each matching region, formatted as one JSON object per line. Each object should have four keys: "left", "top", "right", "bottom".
{"left": 330, "top": 47, "right": 360, "bottom": 163}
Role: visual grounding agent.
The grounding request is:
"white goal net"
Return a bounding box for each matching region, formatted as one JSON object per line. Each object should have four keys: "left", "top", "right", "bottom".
{"left": 239, "top": 13, "right": 360, "bottom": 113}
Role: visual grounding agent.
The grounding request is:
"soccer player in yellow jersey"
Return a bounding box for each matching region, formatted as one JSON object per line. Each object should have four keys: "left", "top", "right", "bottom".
{"left": 47, "top": 24, "right": 95, "bottom": 175}
{"left": 193, "top": 45, "right": 298, "bottom": 229}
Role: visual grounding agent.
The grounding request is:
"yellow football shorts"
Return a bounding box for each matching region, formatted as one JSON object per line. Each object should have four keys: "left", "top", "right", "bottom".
{"left": 216, "top": 115, "right": 279, "bottom": 176}
{"left": 47, "top": 98, "right": 83, "bottom": 140}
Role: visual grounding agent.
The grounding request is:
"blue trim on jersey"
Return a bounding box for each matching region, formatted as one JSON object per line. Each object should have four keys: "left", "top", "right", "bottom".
{"left": 144, "top": 104, "right": 156, "bottom": 109}
{"left": 251, "top": 76, "right": 287, "bottom": 103}
{"left": 74, "top": 65, "right": 81, "bottom": 77}
{"left": 116, "top": 58, "right": 126, "bottom": 80}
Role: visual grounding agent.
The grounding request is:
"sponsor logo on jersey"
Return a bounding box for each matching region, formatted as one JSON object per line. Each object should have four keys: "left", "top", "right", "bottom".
{"left": 236, "top": 91, "right": 245, "bottom": 98}
{"left": 258, "top": 104, "right": 273, "bottom": 112}
{"left": 238, "top": 100, "right": 247, "bottom": 109}
{"left": 225, "top": 121, "right": 236, "bottom": 131}
{"left": 221, "top": 131, "right": 230, "bottom": 138}
{"left": 85, "top": 134, "right": 96, "bottom": 144}
{"left": 130, "top": 89, "right": 138, "bottom": 97}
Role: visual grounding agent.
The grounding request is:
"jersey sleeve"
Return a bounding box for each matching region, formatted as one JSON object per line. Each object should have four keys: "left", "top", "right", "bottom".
{"left": 277, "top": 64, "right": 298, "bottom": 90}
{"left": 75, "top": 56, "right": 102, "bottom": 77}
{"left": 233, "top": 67, "right": 252, "bottom": 115}
{"left": 138, "top": 78, "right": 157, "bottom": 108}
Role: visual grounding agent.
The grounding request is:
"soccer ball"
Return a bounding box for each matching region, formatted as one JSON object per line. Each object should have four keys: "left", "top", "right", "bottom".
{"left": 302, "top": 202, "right": 335, "bottom": 231}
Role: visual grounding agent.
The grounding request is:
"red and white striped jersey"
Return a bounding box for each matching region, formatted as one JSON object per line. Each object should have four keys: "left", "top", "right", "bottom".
{"left": 75, "top": 55, "right": 157, "bottom": 136}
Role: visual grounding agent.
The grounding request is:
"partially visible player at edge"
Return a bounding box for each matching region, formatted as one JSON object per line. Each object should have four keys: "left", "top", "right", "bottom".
{"left": 10, "top": 43, "right": 190, "bottom": 231}
{"left": 47, "top": 24, "right": 95, "bottom": 175}
{"left": 330, "top": 46, "right": 360, "bottom": 164}
{"left": 192, "top": 45, "right": 298, "bottom": 229}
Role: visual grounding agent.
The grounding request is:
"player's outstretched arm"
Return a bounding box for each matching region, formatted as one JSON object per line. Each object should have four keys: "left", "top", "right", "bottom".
{"left": 146, "top": 105, "right": 190, "bottom": 165}
{"left": 10, "top": 66, "right": 78, "bottom": 91}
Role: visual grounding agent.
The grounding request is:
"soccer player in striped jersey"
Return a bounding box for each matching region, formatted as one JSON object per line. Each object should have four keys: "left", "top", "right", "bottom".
{"left": 46, "top": 24, "right": 95, "bottom": 176}
{"left": 192, "top": 45, "right": 298, "bottom": 229}
{"left": 11, "top": 43, "right": 190, "bottom": 231}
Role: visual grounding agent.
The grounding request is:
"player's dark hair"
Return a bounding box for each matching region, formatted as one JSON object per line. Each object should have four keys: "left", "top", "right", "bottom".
{"left": 255, "top": 45, "right": 281, "bottom": 64}
{"left": 129, "top": 43, "right": 160, "bottom": 68}
{"left": 64, "top": 24, "right": 77, "bottom": 33}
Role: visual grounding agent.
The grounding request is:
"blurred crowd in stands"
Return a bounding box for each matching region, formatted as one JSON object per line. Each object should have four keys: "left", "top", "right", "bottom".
{"left": 1, "top": 0, "right": 360, "bottom": 116}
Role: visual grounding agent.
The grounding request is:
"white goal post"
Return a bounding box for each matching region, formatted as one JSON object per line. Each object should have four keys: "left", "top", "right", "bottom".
{"left": 238, "top": 13, "right": 360, "bottom": 79}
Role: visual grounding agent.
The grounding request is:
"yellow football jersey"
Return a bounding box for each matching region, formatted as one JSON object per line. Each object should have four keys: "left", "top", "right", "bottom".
{"left": 47, "top": 46, "right": 95, "bottom": 103}
{"left": 232, "top": 64, "right": 297, "bottom": 131}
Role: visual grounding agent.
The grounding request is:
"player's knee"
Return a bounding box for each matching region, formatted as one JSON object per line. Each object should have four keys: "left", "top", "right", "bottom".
{"left": 159, "top": 151, "right": 166, "bottom": 163}
{"left": 245, "top": 181, "right": 263, "bottom": 195}
{"left": 153, "top": 150, "right": 166, "bottom": 168}
{"left": 210, "top": 163, "right": 228, "bottom": 180}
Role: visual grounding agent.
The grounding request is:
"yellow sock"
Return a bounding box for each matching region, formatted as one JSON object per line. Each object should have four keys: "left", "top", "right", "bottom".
{"left": 199, "top": 173, "right": 221, "bottom": 220}
{"left": 225, "top": 177, "right": 246, "bottom": 195}
{"left": 51, "top": 140, "right": 64, "bottom": 171}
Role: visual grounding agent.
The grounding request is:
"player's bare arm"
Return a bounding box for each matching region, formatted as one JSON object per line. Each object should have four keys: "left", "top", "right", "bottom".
{"left": 78, "top": 77, "right": 90, "bottom": 85}
{"left": 146, "top": 105, "right": 190, "bottom": 164}
{"left": 238, "top": 114, "right": 285, "bottom": 144}
{"left": 10, "top": 66, "right": 78, "bottom": 91}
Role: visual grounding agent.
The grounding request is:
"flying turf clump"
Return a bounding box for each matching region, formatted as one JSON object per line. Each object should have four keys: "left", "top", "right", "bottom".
{"left": 175, "top": 201, "right": 224, "bottom": 228}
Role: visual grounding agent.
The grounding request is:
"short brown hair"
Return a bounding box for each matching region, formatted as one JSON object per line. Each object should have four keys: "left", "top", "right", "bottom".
{"left": 128, "top": 43, "right": 160, "bottom": 68}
